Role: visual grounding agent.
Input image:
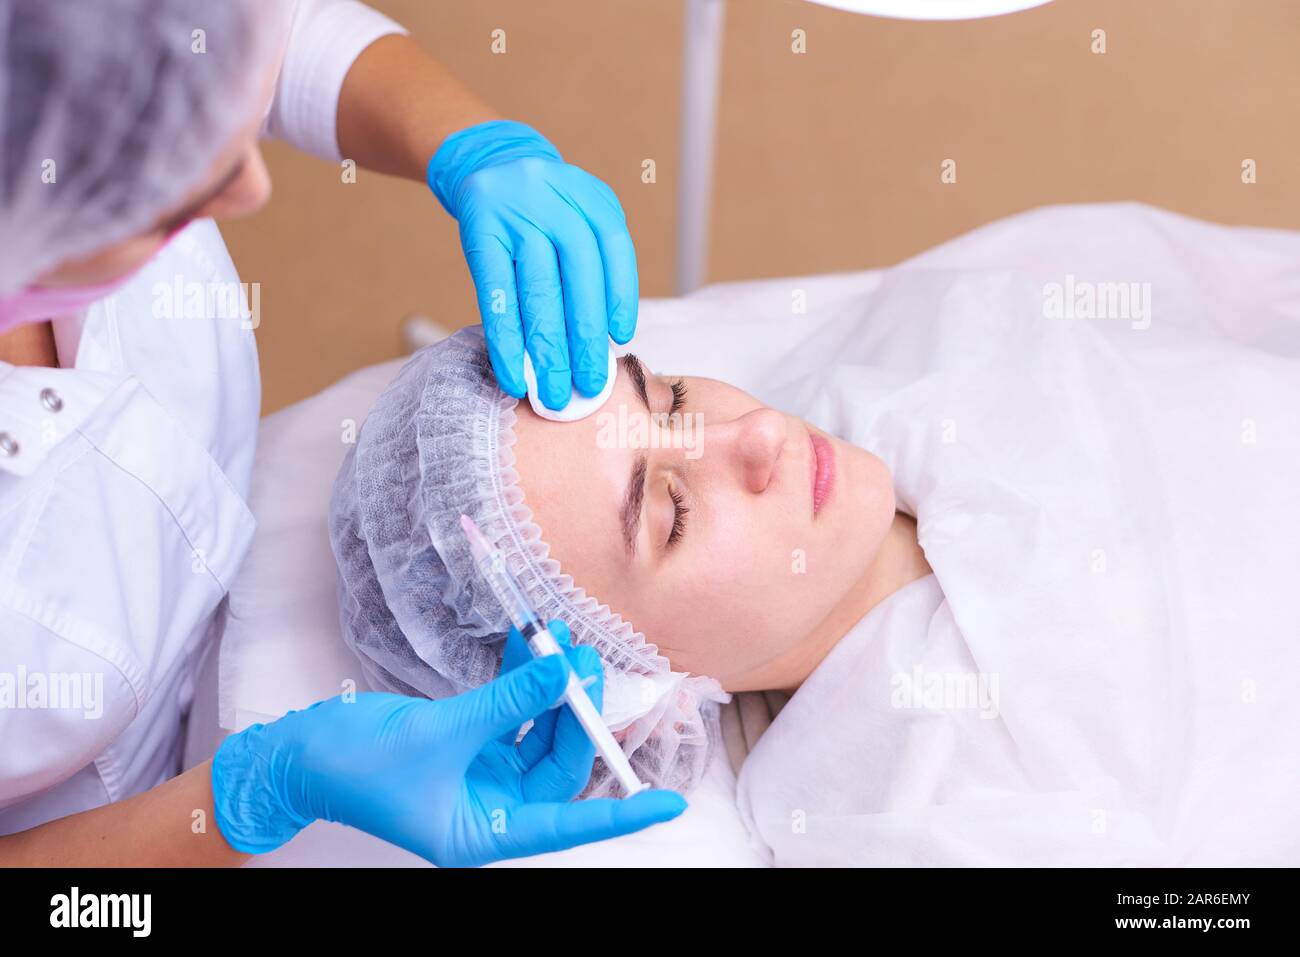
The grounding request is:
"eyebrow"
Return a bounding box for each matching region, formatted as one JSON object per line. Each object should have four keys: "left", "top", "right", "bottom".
{"left": 618, "top": 355, "right": 655, "bottom": 556}
{"left": 623, "top": 353, "right": 652, "bottom": 413}
{"left": 620, "top": 454, "right": 648, "bottom": 557}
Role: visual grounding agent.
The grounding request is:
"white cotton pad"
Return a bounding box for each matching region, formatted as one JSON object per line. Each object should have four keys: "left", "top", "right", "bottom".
{"left": 522, "top": 346, "right": 618, "bottom": 422}
{"left": 600, "top": 671, "right": 681, "bottom": 732}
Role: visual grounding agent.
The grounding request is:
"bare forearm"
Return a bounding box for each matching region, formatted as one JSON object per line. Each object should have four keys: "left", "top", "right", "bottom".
{"left": 337, "top": 33, "right": 500, "bottom": 181}
{"left": 0, "top": 760, "right": 250, "bottom": 867}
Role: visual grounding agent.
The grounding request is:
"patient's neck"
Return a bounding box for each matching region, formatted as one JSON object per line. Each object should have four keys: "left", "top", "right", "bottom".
{"left": 777, "top": 511, "right": 931, "bottom": 695}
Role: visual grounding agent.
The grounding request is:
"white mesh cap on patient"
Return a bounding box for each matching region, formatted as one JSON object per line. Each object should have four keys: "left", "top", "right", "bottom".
{"left": 329, "top": 327, "right": 729, "bottom": 796}
{"left": 0, "top": 0, "right": 277, "bottom": 293}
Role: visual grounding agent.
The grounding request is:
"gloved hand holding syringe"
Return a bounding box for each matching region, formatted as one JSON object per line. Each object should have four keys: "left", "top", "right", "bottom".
{"left": 460, "top": 514, "right": 650, "bottom": 796}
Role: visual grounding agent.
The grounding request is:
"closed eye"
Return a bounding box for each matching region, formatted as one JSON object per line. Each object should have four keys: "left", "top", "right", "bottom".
{"left": 619, "top": 357, "right": 692, "bottom": 556}
{"left": 668, "top": 378, "right": 688, "bottom": 416}
{"left": 667, "top": 483, "right": 688, "bottom": 549}
{"left": 625, "top": 354, "right": 688, "bottom": 418}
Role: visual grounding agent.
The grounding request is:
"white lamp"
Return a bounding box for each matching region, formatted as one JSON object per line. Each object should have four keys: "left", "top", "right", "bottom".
{"left": 803, "top": 1, "right": 1054, "bottom": 20}
{"left": 675, "top": 0, "right": 1056, "bottom": 293}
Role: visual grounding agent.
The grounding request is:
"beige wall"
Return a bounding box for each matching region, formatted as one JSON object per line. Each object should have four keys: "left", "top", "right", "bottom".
{"left": 223, "top": 0, "right": 1300, "bottom": 414}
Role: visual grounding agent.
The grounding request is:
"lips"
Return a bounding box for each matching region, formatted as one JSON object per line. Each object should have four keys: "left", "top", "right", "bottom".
{"left": 810, "top": 432, "right": 835, "bottom": 516}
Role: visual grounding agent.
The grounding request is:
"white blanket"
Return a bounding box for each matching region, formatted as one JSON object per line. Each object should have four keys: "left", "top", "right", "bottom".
{"left": 731, "top": 210, "right": 1300, "bottom": 865}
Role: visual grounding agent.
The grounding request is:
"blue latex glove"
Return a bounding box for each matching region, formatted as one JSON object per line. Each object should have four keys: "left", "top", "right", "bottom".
{"left": 427, "top": 120, "right": 638, "bottom": 410}
{"left": 211, "top": 621, "right": 684, "bottom": 867}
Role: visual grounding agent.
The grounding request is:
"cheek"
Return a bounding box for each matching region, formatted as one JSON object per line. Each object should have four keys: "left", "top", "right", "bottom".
{"left": 47, "top": 233, "right": 167, "bottom": 286}
{"left": 620, "top": 520, "right": 823, "bottom": 684}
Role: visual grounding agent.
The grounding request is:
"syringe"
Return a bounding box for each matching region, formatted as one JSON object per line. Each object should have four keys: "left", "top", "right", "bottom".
{"left": 459, "top": 514, "right": 650, "bottom": 797}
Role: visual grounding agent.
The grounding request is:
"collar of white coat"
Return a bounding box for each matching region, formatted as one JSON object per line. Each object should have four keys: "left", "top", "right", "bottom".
{"left": 0, "top": 361, "right": 119, "bottom": 477}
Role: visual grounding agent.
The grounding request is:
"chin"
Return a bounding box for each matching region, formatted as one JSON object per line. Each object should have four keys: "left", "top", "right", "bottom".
{"left": 844, "top": 442, "right": 895, "bottom": 508}
{"left": 833, "top": 448, "right": 896, "bottom": 556}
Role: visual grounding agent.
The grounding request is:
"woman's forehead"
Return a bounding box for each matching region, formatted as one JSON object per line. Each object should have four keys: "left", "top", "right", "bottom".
{"left": 512, "top": 381, "right": 645, "bottom": 572}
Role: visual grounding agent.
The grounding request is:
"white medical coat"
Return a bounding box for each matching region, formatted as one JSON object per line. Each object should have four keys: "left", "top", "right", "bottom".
{"left": 0, "top": 0, "right": 404, "bottom": 835}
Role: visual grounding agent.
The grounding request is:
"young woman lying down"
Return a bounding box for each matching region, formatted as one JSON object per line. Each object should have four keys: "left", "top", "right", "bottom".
{"left": 329, "top": 267, "right": 1300, "bottom": 865}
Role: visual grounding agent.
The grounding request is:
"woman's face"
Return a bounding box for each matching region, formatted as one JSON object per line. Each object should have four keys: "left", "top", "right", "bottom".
{"left": 512, "top": 354, "right": 896, "bottom": 692}
{"left": 34, "top": 23, "right": 287, "bottom": 288}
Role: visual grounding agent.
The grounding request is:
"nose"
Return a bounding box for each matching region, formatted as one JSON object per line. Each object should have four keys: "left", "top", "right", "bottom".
{"left": 709, "top": 407, "right": 789, "bottom": 494}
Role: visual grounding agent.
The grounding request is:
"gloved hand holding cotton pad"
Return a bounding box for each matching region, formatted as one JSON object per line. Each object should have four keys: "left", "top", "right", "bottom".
{"left": 522, "top": 346, "right": 618, "bottom": 422}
